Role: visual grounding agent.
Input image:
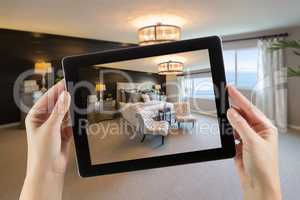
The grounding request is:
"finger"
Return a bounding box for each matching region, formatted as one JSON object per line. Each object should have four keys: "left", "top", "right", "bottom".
{"left": 61, "top": 126, "right": 72, "bottom": 156}
{"left": 234, "top": 131, "right": 241, "bottom": 140}
{"left": 61, "top": 112, "right": 72, "bottom": 129}
{"left": 28, "top": 80, "right": 66, "bottom": 118}
{"left": 227, "top": 85, "right": 274, "bottom": 128}
{"left": 61, "top": 126, "right": 73, "bottom": 142}
{"left": 227, "top": 108, "right": 258, "bottom": 144}
{"left": 233, "top": 131, "right": 243, "bottom": 146}
{"left": 234, "top": 155, "right": 247, "bottom": 186}
{"left": 47, "top": 91, "right": 71, "bottom": 127}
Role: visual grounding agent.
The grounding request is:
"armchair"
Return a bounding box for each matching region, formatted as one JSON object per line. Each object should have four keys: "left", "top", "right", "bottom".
{"left": 174, "top": 102, "right": 197, "bottom": 128}
{"left": 136, "top": 110, "right": 169, "bottom": 145}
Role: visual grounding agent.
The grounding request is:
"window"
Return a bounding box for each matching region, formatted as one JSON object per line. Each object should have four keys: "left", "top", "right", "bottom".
{"left": 181, "top": 74, "right": 215, "bottom": 99}
{"left": 193, "top": 77, "right": 214, "bottom": 99}
{"left": 223, "top": 48, "right": 258, "bottom": 89}
{"left": 223, "top": 50, "right": 235, "bottom": 85}
{"left": 180, "top": 47, "right": 258, "bottom": 100}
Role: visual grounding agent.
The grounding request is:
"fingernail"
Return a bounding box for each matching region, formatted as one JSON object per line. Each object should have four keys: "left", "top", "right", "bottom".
{"left": 59, "top": 91, "right": 66, "bottom": 103}
{"left": 59, "top": 91, "right": 70, "bottom": 106}
{"left": 228, "top": 108, "right": 238, "bottom": 118}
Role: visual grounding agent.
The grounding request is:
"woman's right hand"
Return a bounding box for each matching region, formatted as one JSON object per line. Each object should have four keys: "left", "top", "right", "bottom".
{"left": 227, "top": 86, "right": 281, "bottom": 200}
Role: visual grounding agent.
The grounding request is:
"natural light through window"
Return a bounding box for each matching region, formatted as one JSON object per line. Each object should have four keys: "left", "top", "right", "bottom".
{"left": 181, "top": 47, "right": 258, "bottom": 100}
{"left": 182, "top": 75, "right": 214, "bottom": 99}
{"left": 223, "top": 50, "right": 235, "bottom": 85}
{"left": 193, "top": 77, "right": 214, "bottom": 99}
{"left": 237, "top": 48, "right": 258, "bottom": 88}
{"left": 223, "top": 47, "right": 258, "bottom": 89}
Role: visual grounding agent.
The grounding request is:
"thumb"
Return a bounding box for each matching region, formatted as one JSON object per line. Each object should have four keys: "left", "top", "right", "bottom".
{"left": 227, "top": 108, "right": 258, "bottom": 144}
{"left": 47, "top": 91, "right": 71, "bottom": 126}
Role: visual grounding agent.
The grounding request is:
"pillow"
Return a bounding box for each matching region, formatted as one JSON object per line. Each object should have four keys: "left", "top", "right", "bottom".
{"left": 119, "top": 102, "right": 127, "bottom": 109}
{"left": 125, "top": 91, "right": 142, "bottom": 103}
{"left": 131, "top": 93, "right": 142, "bottom": 103}
{"left": 141, "top": 94, "right": 150, "bottom": 102}
{"left": 149, "top": 93, "right": 159, "bottom": 101}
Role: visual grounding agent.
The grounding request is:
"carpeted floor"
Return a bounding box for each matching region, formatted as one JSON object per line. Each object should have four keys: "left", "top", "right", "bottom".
{"left": 87, "top": 114, "right": 221, "bottom": 165}
{"left": 0, "top": 124, "right": 299, "bottom": 200}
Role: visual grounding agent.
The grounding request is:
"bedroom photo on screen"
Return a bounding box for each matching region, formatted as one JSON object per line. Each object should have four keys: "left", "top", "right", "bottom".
{"left": 75, "top": 49, "right": 222, "bottom": 165}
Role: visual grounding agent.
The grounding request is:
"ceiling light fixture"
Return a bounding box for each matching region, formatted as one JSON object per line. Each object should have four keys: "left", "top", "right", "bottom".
{"left": 138, "top": 23, "right": 181, "bottom": 46}
{"left": 158, "top": 61, "right": 183, "bottom": 75}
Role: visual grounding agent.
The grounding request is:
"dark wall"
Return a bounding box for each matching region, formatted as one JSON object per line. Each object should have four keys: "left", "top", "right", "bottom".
{"left": 0, "top": 28, "right": 134, "bottom": 125}
{"left": 101, "top": 68, "right": 166, "bottom": 99}
{"left": 78, "top": 67, "right": 166, "bottom": 100}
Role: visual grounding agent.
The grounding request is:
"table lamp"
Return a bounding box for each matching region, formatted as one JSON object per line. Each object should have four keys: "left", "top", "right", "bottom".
{"left": 95, "top": 83, "right": 106, "bottom": 101}
{"left": 34, "top": 61, "right": 52, "bottom": 92}
{"left": 155, "top": 84, "right": 161, "bottom": 94}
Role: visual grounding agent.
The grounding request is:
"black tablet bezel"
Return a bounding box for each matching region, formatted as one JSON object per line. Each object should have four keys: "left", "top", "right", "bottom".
{"left": 62, "top": 36, "right": 235, "bottom": 177}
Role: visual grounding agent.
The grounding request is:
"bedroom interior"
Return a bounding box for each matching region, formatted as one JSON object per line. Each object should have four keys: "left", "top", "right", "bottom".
{"left": 77, "top": 49, "right": 220, "bottom": 164}
{"left": 1, "top": 0, "right": 300, "bottom": 199}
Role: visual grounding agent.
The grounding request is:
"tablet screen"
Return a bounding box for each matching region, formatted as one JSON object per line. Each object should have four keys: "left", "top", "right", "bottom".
{"left": 74, "top": 49, "right": 222, "bottom": 165}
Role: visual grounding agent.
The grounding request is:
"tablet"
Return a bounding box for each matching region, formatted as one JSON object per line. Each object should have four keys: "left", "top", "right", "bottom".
{"left": 62, "top": 36, "right": 235, "bottom": 177}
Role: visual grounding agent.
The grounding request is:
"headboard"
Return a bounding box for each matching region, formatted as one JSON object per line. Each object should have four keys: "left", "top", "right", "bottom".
{"left": 116, "top": 82, "right": 155, "bottom": 103}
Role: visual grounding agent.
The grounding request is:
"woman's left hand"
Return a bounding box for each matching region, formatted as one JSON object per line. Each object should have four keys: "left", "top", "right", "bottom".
{"left": 20, "top": 80, "right": 72, "bottom": 200}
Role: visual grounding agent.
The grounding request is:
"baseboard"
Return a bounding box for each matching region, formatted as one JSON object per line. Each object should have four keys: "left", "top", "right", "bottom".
{"left": 288, "top": 124, "right": 300, "bottom": 131}
{"left": 0, "top": 122, "right": 20, "bottom": 129}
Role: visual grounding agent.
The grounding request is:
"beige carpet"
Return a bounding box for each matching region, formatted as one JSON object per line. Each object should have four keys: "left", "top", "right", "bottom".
{"left": 0, "top": 124, "right": 300, "bottom": 200}
{"left": 87, "top": 114, "right": 221, "bottom": 165}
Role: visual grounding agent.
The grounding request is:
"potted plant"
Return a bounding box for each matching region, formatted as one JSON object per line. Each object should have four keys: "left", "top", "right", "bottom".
{"left": 270, "top": 40, "right": 300, "bottom": 77}
{"left": 106, "top": 93, "right": 113, "bottom": 101}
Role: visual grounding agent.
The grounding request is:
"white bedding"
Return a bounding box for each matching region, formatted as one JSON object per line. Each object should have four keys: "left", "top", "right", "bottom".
{"left": 120, "top": 100, "right": 174, "bottom": 127}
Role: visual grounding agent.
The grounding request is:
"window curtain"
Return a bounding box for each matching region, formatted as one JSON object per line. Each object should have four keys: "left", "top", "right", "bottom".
{"left": 177, "top": 76, "right": 187, "bottom": 101}
{"left": 255, "top": 38, "right": 287, "bottom": 131}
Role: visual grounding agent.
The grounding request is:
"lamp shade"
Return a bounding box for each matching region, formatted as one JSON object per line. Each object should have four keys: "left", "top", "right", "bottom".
{"left": 138, "top": 23, "right": 181, "bottom": 46}
{"left": 158, "top": 61, "right": 183, "bottom": 75}
{"left": 155, "top": 84, "right": 161, "bottom": 90}
{"left": 34, "top": 62, "right": 52, "bottom": 74}
{"left": 95, "top": 83, "right": 106, "bottom": 91}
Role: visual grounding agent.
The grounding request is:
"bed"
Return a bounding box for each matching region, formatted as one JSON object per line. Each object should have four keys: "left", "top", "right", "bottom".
{"left": 116, "top": 82, "right": 174, "bottom": 129}
{"left": 119, "top": 101, "right": 174, "bottom": 127}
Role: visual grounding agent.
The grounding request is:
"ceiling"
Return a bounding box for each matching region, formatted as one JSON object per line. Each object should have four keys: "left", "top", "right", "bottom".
{"left": 1, "top": 0, "right": 300, "bottom": 44}
{"left": 96, "top": 49, "right": 210, "bottom": 73}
